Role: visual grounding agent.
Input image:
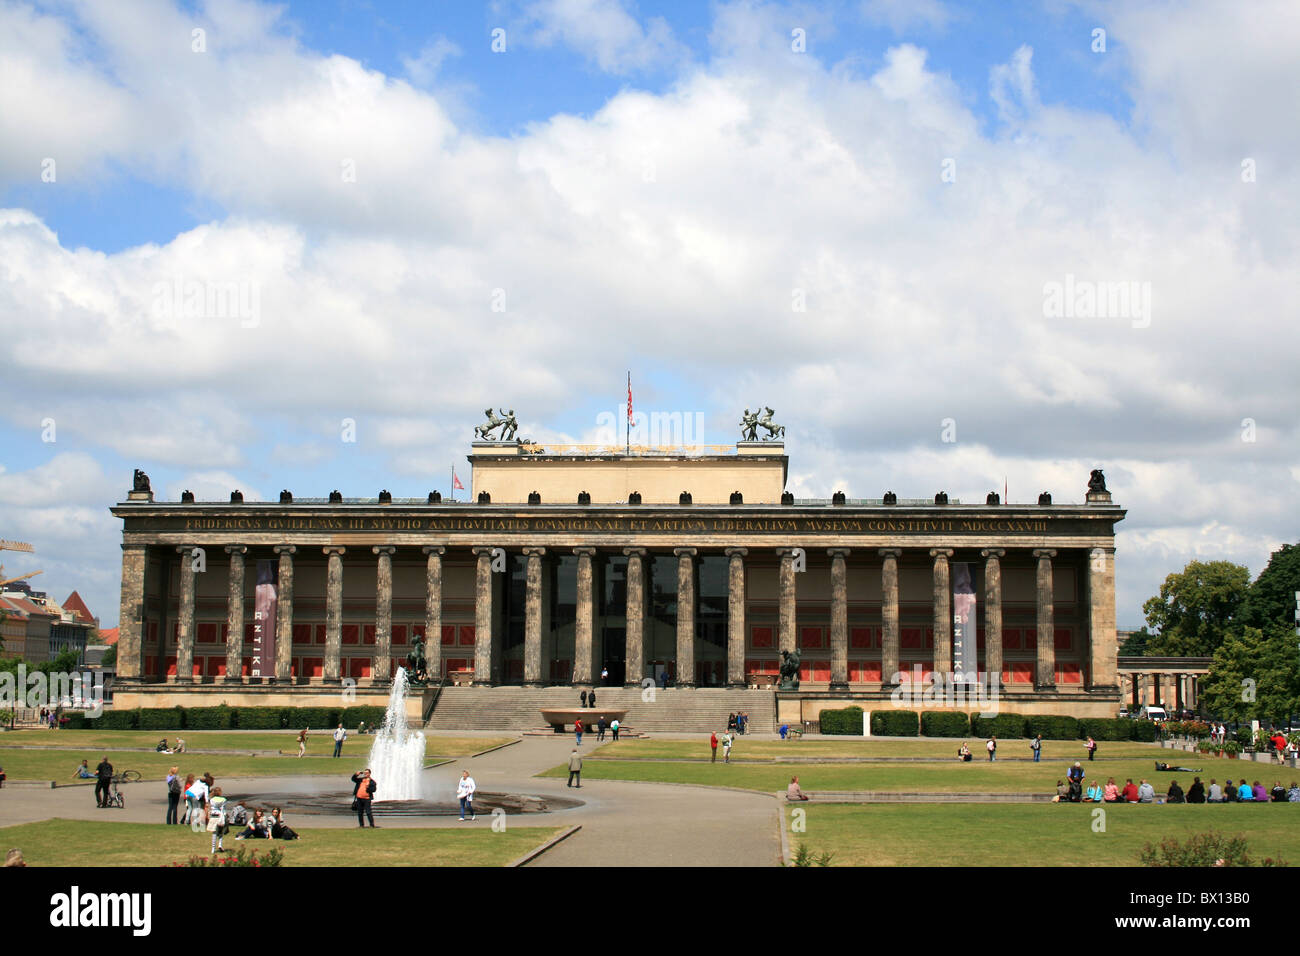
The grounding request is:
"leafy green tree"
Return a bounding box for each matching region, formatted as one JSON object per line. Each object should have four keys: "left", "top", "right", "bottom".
{"left": 101, "top": 645, "right": 116, "bottom": 667}
{"left": 1237, "top": 542, "right": 1300, "bottom": 631}
{"left": 1199, "top": 624, "right": 1300, "bottom": 724}
{"left": 1142, "top": 561, "right": 1251, "bottom": 656}
{"left": 1119, "top": 628, "right": 1151, "bottom": 655}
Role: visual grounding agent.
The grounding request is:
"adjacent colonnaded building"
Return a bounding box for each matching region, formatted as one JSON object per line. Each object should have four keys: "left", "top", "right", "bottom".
{"left": 111, "top": 424, "right": 1126, "bottom": 730}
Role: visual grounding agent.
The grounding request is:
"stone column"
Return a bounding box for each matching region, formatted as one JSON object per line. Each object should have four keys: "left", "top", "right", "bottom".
{"left": 422, "top": 546, "right": 445, "bottom": 680}
{"left": 175, "top": 545, "right": 196, "bottom": 683}
{"left": 1137, "top": 673, "right": 1148, "bottom": 708}
{"left": 674, "top": 547, "right": 697, "bottom": 688}
{"left": 472, "top": 547, "right": 496, "bottom": 686}
{"left": 1175, "top": 672, "right": 1185, "bottom": 713}
{"left": 117, "top": 544, "right": 148, "bottom": 680}
{"left": 323, "top": 547, "right": 346, "bottom": 682}
{"left": 523, "top": 547, "right": 546, "bottom": 686}
{"left": 623, "top": 548, "right": 647, "bottom": 687}
{"left": 223, "top": 546, "right": 247, "bottom": 683}
{"left": 1033, "top": 549, "right": 1057, "bottom": 689}
{"left": 1088, "top": 547, "right": 1118, "bottom": 691}
{"left": 777, "top": 548, "right": 798, "bottom": 654}
{"left": 573, "top": 547, "right": 597, "bottom": 686}
{"left": 981, "top": 549, "right": 1005, "bottom": 691}
{"left": 726, "top": 548, "right": 748, "bottom": 687}
{"left": 930, "top": 548, "right": 954, "bottom": 677}
{"left": 373, "top": 546, "right": 396, "bottom": 683}
{"left": 274, "top": 545, "right": 296, "bottom": 681}
{"left": 879, "top": 548, "right": 903, "bottom": 688}
{"left": 828, "top": 548, "right": 850, "bottom": 690}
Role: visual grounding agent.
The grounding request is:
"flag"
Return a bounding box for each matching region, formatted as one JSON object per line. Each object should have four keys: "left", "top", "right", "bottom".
{"left": 627, "top": 371, "right": 633, "bottom": 424}
{"left": 1004, "top": 477, "right": 1008, "bottom": 502}
{"left": 452, "top": 468, "right": 464, "bottom": 491}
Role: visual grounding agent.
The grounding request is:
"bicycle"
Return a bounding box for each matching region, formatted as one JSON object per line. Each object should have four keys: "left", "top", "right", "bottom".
{"left": 108, "top": 770, "right": 142, "bottom": 808}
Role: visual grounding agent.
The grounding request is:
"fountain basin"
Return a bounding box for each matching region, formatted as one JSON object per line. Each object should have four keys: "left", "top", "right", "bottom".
{"left": 540, "top": 708, "right": 628, "bottom": 733}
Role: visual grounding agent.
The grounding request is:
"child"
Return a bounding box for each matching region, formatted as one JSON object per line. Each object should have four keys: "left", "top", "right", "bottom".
{"left": 208, "top": 787, "right": 229, "bottom": 854}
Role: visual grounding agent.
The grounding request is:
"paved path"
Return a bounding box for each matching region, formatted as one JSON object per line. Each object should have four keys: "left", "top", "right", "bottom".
{"left": 0, "top": 735, "right": 782, "bottom": 867}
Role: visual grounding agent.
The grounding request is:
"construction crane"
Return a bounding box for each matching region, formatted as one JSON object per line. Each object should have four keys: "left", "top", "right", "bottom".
{"left": 0, "top": 566, "right": 43, "bottom": 589}
{"left": 0, "top": 541, "right": 39, "bottom": 591}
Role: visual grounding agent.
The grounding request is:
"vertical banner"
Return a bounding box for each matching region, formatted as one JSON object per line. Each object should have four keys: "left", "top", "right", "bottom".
{"left": 952, "top": 563, "right": 976, "bottom": 682}
{"left": 254, "top": 559, "right": 277, "bottom": 680}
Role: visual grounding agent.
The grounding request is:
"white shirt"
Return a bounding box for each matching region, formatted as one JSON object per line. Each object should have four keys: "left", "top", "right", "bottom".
{"left": 189, "top": 779, "right": 209, "bottom": 802}
{"left": 456, "top": 776, "right": 476, "bottom": 799}
{"left": 334, "top": 727, "right": 346, "bottom": 741}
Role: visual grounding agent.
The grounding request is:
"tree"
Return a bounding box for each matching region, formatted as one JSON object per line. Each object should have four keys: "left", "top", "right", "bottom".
{"left": 1119, "top": 628, "right": 1152, "bottom": 655}
{"left": 1198, "top": 624, "right": 1300, "bottom": 724}
{"left": 101, "top": 645, "right": 116, "bottom": 667}
{"left": 1142, "top": 561, "right": 1252, "bottom": 657}
{"left": 1237, "top": 542, "right": 1300, "bottom": 631}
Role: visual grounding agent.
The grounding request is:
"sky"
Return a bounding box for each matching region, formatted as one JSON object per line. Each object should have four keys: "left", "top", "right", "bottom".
{"left": 0, "top": 0, "right": 1297, "bottom": 630}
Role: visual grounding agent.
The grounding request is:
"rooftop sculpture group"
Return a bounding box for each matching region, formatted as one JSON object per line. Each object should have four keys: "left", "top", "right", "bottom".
{"left": 739, "top": 407, "right": 784, "bottom": 441}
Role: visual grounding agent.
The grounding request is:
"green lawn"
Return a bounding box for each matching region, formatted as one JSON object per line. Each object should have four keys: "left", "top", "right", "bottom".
{"left": 0, "top": 818, "right": 564, "bottom": 867}
{"left": 589, "top": 737, "right": 1171, "bottom": 761}
{"left": 0, "top": 729, "right": 509, "bottom": 757}
{"left": 781, "top": 803, "right": 1299, "bottom": 866}
{"left": 542, "top": 755, "right": 1280, "bottom": 794}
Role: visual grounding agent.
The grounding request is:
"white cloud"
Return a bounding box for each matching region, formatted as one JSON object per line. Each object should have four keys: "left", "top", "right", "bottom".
{"left": 522, "top": 0, "right": 688, "bottom": 74}
{"left": 860, "top": 0, "right": 953, "bottom": 33}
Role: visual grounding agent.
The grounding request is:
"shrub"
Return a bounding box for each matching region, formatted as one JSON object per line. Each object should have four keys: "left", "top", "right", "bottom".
{"left": 1078, "top": 717, "right": 1135, "bottom": 741}
{"left": 233, "top": 707, "right": 291, "bottom": 729}
{"left": 920, "top": 711, "right": 970, "bottom": 737}
{"left": 971, "top": 713, "right": 1028, "bottom": 739}
{"left": 184, "top": 705, "right": 235, "bottom": 729}
{"left": 1025, "top": 715, "right": 1080, "bottom": 740}
{"left": 1138, "top": 830, "right": 1288, "bottom": 868}
{"left": 179, "top": 846, "right": 284, "bottom": 868}
{"left": 1128, "top": 720, "right": 1158, "bottom": 742}
{"left": 341, "top": 706, "right": 387, "bottom": 729}
{"left": 286, "top": 707, "right": 340, "bottom": 729}
{"left": 871, "top": 709, "right": 919, "bottom": 736}
{"left": 818, "top": 706, "right": 864, "bottom": 735}
{"left": 94, "top": 708, "right": 139, "bottom": 729}
{"left": 137, "top": 706, "right": 185, "bottom": 730}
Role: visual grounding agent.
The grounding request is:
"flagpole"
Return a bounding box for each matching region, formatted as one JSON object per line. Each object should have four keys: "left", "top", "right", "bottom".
{"left": 626, "top": 371, "right": 631, "bottom": 456}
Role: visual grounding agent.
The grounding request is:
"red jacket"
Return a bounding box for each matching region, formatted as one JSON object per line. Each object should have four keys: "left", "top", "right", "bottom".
{"left": 1123, "top": 783, "right": 1139, "bottom": 802}
{"left": 710, "top": 733, "right": 718, "bottom": 748}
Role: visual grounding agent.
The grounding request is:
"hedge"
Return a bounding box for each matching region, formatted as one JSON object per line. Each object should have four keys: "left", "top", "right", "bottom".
{"left": 138, "top": 706, "right": 184, "bottom": 730}
{"left": 66, "top": 705, "right": 389, "bottom": 731}
{"left": 1129, "top": 720, "right": 1159, "bottom": 742}
{"left": 1025, "top": 715, "right": 1080, "bottom": 740}
{"left": 183, "top": 705, "right": 236, "bottom": 729}
{"left": 970, "top": 713, "right": 1028, "bottom": 738}
{"left": 1078, "top": 717, "right": 1136, "bottom": 742}
{"left": 342, "top": 706, "right": 387, "bottom": 728}
{"left": 818, "top": 706, "right": 864, "bottom": 735}
{"left": 920, "top": 711, "right": 970, "bottom": 737}
{"left": 871, "top": 709, "right": 919, "bottom": 736}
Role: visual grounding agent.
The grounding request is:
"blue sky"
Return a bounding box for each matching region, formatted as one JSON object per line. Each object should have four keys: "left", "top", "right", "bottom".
{"left": 1, "top": 0, "right": 1297, "bottom": 628}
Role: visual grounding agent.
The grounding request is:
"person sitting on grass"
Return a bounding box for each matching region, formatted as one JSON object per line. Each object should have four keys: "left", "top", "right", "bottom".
{"left": 1166, "top": 779, "right": 1185, "bottom": 803}
{"left": 236, "top": 808, "right": 269, "bottom": 840}
{"left": 1085, "top": 782, "right": 1104, "bottom": 802}
{"left": 1123, "top": 778, "right": 1139, "bottom": 803}
{"left": 1137, "top": 779, "right": 1155, "bottom": 803}
{"left": 173, "top": 737, "right": 185, "bottom": 754}
{"left": 1186, "top": 776, "right": 1205, "bottom": 803}
{"left": 1252, "top": 781, "right": 1268, "bottom": 802}
{"left": 72, "top": 759, "right": 94, "bottom": 779}
{"left": 787, "top": 776, "right": 810, "bottom": 801}
{"left": 155, "top": 738, "right": 169, "bottom": 753}
{"left": 1236, "top": 779, "right": 1253, "bottom": 802}
{"left": 957, "top": 743, "right": 972, "bottom": 762}
{"left": 1053, "top": 780, "right": 1069, "bottom": 803}
{"left": 1287, "top": 782, "right": 1300, "bottom": 802}
{"left": 1270, "top": 781, "right": 1287, "bottom": 802}
{"left": 1103, "top": 778, "right": 1120, "bottom": 802}
{"left": 269, "top": 806, "right": 299, "bottom": 840}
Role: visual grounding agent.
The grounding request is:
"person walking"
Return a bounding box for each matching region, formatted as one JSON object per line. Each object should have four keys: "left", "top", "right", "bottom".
{"left": 1031, "top": 735, "right": 1042, "bottom": 762}
{"left": 574, "top": 718, "right": 583, "bottom": 746}
{"left": 1086, "top": 736, "right": 1097, "bottom": 761}
{"left": 610, "top": 718, "right": 620, "bottom": 741}
{"left": 710, "top": 731, "right": 719, "bottom": 763}
{"left": 986, "top": 736, "right": 997, "bottom": 762}
{"left": 333, "top": 724, "right": 346, "bottom": 758}
{"left": 597, "top": 716, "right": 607, "bottom": 742}
{"left": 94, "top": 755, "right": 113, "bottom": 808}
{"left": 165, "top": 766, "right": 181, "bottom": 824}
{"left": 297, "top": 727, "right": 308, "bottom": 758}
{"left": 207, "top": 787, "right": 229, "bottom": 854}
{"left": 567, "top": 749, "right": 583, "bottom": 788}
{"left": 722, "top": 732, "right": 733, "bottom": 764}
{"left": 457, "top": 770, "right": 477, "bottom": 819}
{"left": 351, "top": 768, "right": 378, "bottom": 828}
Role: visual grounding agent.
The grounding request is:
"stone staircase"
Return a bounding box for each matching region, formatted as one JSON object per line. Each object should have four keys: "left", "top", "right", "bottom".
{"left": 424, "top": 686, "right": 777, "bottom": 734}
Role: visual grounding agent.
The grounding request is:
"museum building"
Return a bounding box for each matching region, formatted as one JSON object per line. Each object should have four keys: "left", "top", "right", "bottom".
{"left": 110, "top": 434, "right": 1125, "bottom": 719}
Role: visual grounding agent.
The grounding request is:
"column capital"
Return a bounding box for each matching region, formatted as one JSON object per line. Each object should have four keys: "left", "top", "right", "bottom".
{"left": 175, "top": 544, "right": 198, "bottom": 556}
{"left": 274, "top": 544, "right": 297, "bottom": 556}
{"left": 223, "top": 544, "right": 248, "bottom": 555}
{"left": 622, "top": 547, "right": 648, "bottom": 558}
{"left": 121, "top": 542, "right": 149, "bottom": 552}
{"left": 776, "top": 547, "right": 800, "bottom": 558}
{"left": 980, "top": 548, "right": 1006, "bottom": 559}
{"left": 323, "top": 545, "right": 347, "bottom": 556}
{"left": 827, "top": 547, "right": 851, "bottom": 559}
{"left": 522, "top": 546, "right": 547, "bottom": 558}
{"left": 878, "top": 547, "right": 903, "bottom": 559}
{"left": 1033, "top": 548, "right": 1057, "bottom": 559}
{"left": 372, "top": 545, "right": 397, "bottom": 556}
{"left": 725, "top": 547, "right": 749, "bottom": 558}
{"left": 573, "top": 546, "right": 597, "bottom": 558}
{"left": 673, "top": 547, "right": 698, "bottom": 558}
{"left": 421, "top": 545, "right": 447, "bottom": 556}
{"left": 471, "top": 545, "right": 499, "bottom": 557}
{"left": 928, "top": 548, "right": 954, "bottom": 559}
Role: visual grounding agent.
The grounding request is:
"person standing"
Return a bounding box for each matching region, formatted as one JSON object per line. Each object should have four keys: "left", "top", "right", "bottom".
{"left": 574, "top": 718, "right": 583, "bottom": 747}
{"left": 165, "top": 766, "right": 181, "bottom": 824}
{"left": 610, "top": 718, "right": 620, "bottom": 741}
{"left": 94, "top": 755, "right": 113, "bottom": 808}
{"left": 457, "top": 770, "right": 476, "bottom": 819}
{"left": 297, "top": 727, "right": 308, "bottom": 758}
{"left": 588, "top": 689, "right": 597, "bottom": 709}
{"left": 180, "top": 773, "right": 197, "bottom": 824}
{"left": 722, "top": 732, "right": 733, "bottom": 764}
{"left": 189, "top": 773, "right": 210, "bottom": 825}
{"left": 567, "top": 749, "right": 582, "bottom": 788}
{"left": 597, "top": 716, "right": 607, "bottom": 742}
{"left": 1086, "top": 736, "right": 1097, "bottom": 761}
{"left": 333, "top": 724, "right": 346, "bottom": 758}
{"left": 986, "top": 736, "right": 997, "bottom": 762}
{"left": 207, "top": 787, "right": 229, "bottom": 854}
{"left": 1031, "top": 735, "right": 1042, "bottom": 762}
{"left": 580, "top": 690, "right": 588, "bottom": 708}
{"left": 710, "top": 731, "right": 719, "bottom": 763}
{"left": 351, "top": 768, "right": 378, "bottom": 827}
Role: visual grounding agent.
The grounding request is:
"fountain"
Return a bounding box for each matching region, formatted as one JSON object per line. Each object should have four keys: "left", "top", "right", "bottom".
{"left": 366, "top": 667, "right": 426, "bottom": 801}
